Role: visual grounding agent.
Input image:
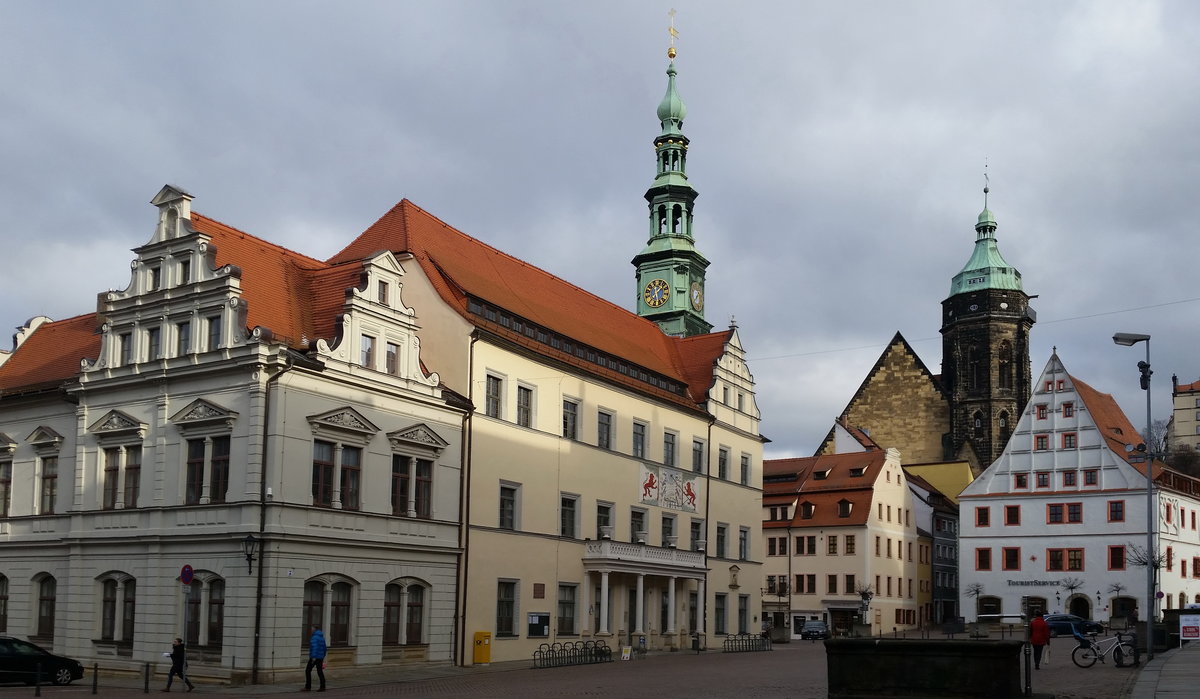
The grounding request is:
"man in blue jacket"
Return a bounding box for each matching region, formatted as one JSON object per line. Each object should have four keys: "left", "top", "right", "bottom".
{"left": 303, "top": 624, "right": 327, "bottom": 692}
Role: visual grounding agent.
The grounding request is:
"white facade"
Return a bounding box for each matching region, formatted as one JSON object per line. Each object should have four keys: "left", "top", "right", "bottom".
{"left": 959, "top": 353, "right": 1200, "bottom": 623}
{"left": 0, "top": 188, "right": 466, "bottom": 682}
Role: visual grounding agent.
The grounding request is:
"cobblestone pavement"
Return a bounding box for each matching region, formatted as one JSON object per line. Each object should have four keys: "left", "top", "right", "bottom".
{"left": 3, "top": 636, "right": 1142, "bottom": 698}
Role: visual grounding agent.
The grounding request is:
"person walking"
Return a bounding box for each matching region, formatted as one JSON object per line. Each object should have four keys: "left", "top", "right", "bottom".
{"left": 1029, "top": 612, "right": 1050, "bottom": 670}
{"left": 162, "top": 637, "right": 194, "bottom": 692}
{"left": 303, "top": 624, "right": 327, "bottom": 692}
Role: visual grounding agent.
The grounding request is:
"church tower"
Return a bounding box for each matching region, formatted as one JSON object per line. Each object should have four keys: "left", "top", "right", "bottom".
{"left": 632, "top": 44, "right": 711, "bottom": 337}
{"left": 940, "top": 184, "right": 1035, "bottom": 468}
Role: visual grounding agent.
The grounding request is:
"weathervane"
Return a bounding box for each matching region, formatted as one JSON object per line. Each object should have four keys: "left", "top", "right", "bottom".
{"left": 983, "top": 159, "right": 990, "bottom": 208}
{"left": 668, "top": 8, "right": 679, "bottom": 59}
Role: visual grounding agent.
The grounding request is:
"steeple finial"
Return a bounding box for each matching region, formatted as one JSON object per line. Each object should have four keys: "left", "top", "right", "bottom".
{"left": 983, "top": 160, "right": 990, "bottom": 209}
{"left": 668, "top": 8, "right": 678, "bottom": 59}
{"left": 977, "top": 162, "right": 996, "bottom": 232}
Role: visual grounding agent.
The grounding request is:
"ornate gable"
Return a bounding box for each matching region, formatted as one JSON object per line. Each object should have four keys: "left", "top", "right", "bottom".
{"left": 87, "top": 410, "right": 147, "bottom": 440}
{"left": 386, "top": 423, "right": 449, "bottom": 454}
{"left": 308, "top": 407, "right": 379, "bottom": 444}
{"left": 170, "top": 399, "right": 239, "bottom": 431}
{"left": 0, "top": 432, "right": 16, "bottom": 454}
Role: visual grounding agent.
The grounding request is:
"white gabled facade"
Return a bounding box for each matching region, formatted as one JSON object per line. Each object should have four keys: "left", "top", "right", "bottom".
{"left": 959, "top": 353, "right": 1200, "bottom": 623}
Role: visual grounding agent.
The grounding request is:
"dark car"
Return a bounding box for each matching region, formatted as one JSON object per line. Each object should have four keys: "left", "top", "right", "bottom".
{"left": 1044, "top": 613, "right": 1104, "bottom": 637}
{"left": 799, "top": 620, "right": 830, "bottom": 640}
{"left": 0, "top": 636, "right": 84, "bottom": 685}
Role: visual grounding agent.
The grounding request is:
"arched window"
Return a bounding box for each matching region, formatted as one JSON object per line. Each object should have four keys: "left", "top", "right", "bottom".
{"left": 208, "top": 580, "right": 225, "bottom": 647}
{"left": 973, "top": 412, "right": 985, "bottom": 439}
{"left": 302, "top": 581, "right": 323, "bottom": 645}
{"left": 999, "top": 411, "right": 1011, "bottom": 445}
{"left": 330, "top": 582, "right": 352, "bottom": 646}
{"left": 997, "top": 341, "right": 1014, "bottom": 389}
{"left": 36, "top": 576, "right": 56, "bottom": 640}
{"left": 186, "top": 581, "right": 202, "bottom": 645}
{"left": 384, "top": 585, "right": 402, "bottom": 645}
{"left": 102, "top": 579, "right": 118, "bottom": 640}
{"left": 406, "top": 585, "right": 424, "bottom": 645}
{"left": 97, "top": 572, "right": 136, "bottom": 644}
{"left": 302, "top": 575, "right": 359, "bottom": 648}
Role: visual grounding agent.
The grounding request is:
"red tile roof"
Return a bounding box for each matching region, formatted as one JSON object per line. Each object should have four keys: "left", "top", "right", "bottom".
{"left": 1, "top": 199, "right": 733, "bottom": 409}
{"left": 1072, "top": 374, "right": 1165, "bottom": 481}
{"left": 0, "top": 314, "right": 100, "bottom": 396}
{"left": 764, "top": 451, "right": 889, "bottom": 527}
{"left": 1176, "top": 379, "right": 1200, "bottom": 393}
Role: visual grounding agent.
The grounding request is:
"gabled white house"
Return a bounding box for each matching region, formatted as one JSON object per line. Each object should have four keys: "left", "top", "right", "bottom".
{"left": 959, "top": 352, "right": 1200, "bottom": 623}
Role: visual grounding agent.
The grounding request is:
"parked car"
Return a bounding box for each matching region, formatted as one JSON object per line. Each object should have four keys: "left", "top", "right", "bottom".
{"left": 1043, "top": 613, "right": 1104, "bottom": 637}
{"left": 0, "top": 636, "right": 84, "bottom": 685}
{"left": 800, "top": 620, "right": 830, "bottom": 640}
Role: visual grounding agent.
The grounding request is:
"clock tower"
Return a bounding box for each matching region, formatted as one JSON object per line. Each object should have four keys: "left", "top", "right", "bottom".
{"left": 940, "top": 185, "right": 1036, "bottom": 468}
{"left": 632, "top": 47, "right": 711, "bottom": 337}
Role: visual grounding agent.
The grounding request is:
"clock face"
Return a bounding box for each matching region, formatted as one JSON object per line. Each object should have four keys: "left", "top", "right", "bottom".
{"left": 644, "top": 278, "right": 670, "bottom": 308}
{"left": 689, "top": 282, "right": 704, "bottom": 311}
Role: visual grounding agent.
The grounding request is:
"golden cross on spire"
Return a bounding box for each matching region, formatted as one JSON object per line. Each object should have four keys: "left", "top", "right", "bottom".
{"left": 667, "top": 8, "right": 679, "bottom": 58}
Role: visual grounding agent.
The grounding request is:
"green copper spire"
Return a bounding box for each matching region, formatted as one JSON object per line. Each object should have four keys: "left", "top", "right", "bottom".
{"left": 949, "top": 183, "right": 1024, "bottom": 296}
{"left": 657, "top": 62, "right": 687, "bottom": 137}
{"left": 632, "top": 41, "right": 711, "bottom": 338}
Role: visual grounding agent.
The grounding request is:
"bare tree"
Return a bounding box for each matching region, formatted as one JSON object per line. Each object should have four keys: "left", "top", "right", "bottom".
{"left": 1060, "top": 576, "right": 1085, "bottom": 595}
{"left": 1126, "top": 542, "right": 1165, "bottom": 570}
{"left": 965, "top": 582, "right": 984, "bottom": 599}
{"left": 1108, "top": 582, "right": 1127, "bottom": 597}
{"left": 1145, "top": 418, "right": 1170, "bottom": 457}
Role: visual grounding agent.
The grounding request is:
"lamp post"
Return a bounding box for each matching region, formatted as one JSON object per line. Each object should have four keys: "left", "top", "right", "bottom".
{"left": 1113, "top": 332, "right": 1154, "bottom": 660}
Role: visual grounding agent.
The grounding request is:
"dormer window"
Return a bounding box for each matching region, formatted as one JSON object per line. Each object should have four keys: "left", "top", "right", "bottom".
{"left": 814, "top": 470, "right": 829, "bottom": 480}
{"left": 800, "top": 502, "right": 815, "bottom": 519}
{"left": 119, "top": 333, "right": 132, "bottom": 366}
{"left": 377, "top": 281, "right": 389, "bottom": 305}
{"left": 838, "top": 499, "right": 852, "bottom": 518}
{"left": 849, "top": 467, "right": 865, "bottom": 477}
{"left": 149, "top": 265, "right": 161, "bottom": 291}
{"left": 179, "top": 260, "right": 191, "bottom": 285}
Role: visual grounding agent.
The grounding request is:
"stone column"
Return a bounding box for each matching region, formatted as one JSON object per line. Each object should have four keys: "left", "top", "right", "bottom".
{"left": 406, "top": 456, "right": 418, "bottom": 517}
{"left": 332, "top": 445, "right": 343, "bottom": 509}
{"left": 599, "top": 572, "right": 610, "bottom": 635}
{"left": 199, "top": 437, "right": 213, "bottom": 505}
{"left": 635, "top": 574, "right": 645, "bottom": 634}
{"left": 114, "top": 446, "right": 127, "bottom": 509}
{"left": 667, "top": 577, "right": 677, "bottom": 633}
{"left": 698, "top": 579, "right": 706, "bottom": 636}
{"left": 581, "top": 572, "right": 591, "bottom": 634}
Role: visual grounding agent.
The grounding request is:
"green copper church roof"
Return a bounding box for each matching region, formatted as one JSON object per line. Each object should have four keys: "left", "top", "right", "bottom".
{"left": 948, "top": 201, "right": 1024, "bottom": 296}
{"left": 657, "top": 62, "right": 687, "bottom": 136}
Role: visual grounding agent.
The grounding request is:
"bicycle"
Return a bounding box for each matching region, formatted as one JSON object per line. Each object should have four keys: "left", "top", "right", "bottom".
{"left": 1071, "top": 630, "right": 1137, "bottom": 668}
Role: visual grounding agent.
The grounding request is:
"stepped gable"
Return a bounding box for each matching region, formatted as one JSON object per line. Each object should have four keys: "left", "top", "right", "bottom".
{"left": 328, "top": 199, "right": 732, "bottom": 407}
{"left": 0, "top": 314, "right": 99, "bottom": 395}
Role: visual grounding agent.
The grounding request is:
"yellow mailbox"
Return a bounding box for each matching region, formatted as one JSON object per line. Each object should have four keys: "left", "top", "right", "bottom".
{"left": 473, "top": 631, "right": 492, "bottom": 664}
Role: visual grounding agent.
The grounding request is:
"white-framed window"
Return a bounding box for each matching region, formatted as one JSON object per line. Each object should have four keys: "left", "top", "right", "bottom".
{"left": 176, "top": 320, "right": 191, "bottom": 356}
{"left": 714, "top": 593, "right": 727, "bottom": 634}
{"left": 662, "top": 513, "right": 676, "bottom": 547}
{"left": 596, "top": 501, "right": 613, "bottom": 539}
{"left": 663, "top": 431, "right": 677, "bottom": 467}
{"left": 386, "top": 342, "right": 399, "bottom": 374}
{"left": 691, "top": 439, "right": 705, "bottom": 473}
{"left": 560, "top": 493, "right": 579, "bottom": 538}
{"left": 597, "top": 411, "right": 613, "bottom": 450}
{"left": 101, "top": 444, "right": 143, "bottom": 509}
{"left": 178, "top": 259, "right": 191, "bottom": 285}
{"left": 716, "top": 523, "right": 728, "bottom": 558}
{"left": 690, "top": 518, "right": 705, "bottom": 552}
{"left": 377, "top": 280, "right": 389, "bottom": 305}
{"left": 740, "top": 453, "right": 751, "bottom": 485}
{"left": 499, "top": 482, "right": 521, "bottom": 530}
{"left": 361, "top": 335, "right": 376, "bottom": 368}
{"left": 516, "top": 385, "right": 534, "bottom": 428}
{"left": 557, "top": 583, "right": 578, "bottom": 635}
{"left": 718, "top": 447, "right": 729, "bottom": 479}
{"left": 34, "top": 575, "right": 56, "bottom": 641}
{"left": 147, "top": 327, "right": 161, "bottom": 360}
{"left": 738, "top": 526, "right": 750, "bottom": 560}
{"left": 485, "top": 375, "right": 503, "bottom": 418}
{"left": 496, "top": 579, "right": 519, "bottom": 637}
{"left": 562, "top": 399, "right": 579, "bottom": 439}
{"left": 39, "top": 456, "right": 59, "bottom": 515}
{"left": 632, "top": 421, "right": 647, "bottom": 458}
{"left": 0, "top": 456, "right": 10, "bottom": 518}
{"left": 630, "top": 507, "right": 647, "bottom": 543}
{"left": 206, "top": 315, "right": 222, "bottom": 351}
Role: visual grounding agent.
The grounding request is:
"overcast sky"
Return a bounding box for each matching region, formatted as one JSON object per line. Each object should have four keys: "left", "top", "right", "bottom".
{"left": 3, "top": 1, "right": 1198, "bottom": 458}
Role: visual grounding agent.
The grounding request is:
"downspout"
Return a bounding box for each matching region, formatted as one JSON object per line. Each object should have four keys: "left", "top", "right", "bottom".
{"left": 456, "top": 335, "right": 478, "bottom": 666}
{"left": 702, "top": 413, "right": 715, "bottom": 644}
{"left": 252, "top": 356, "right": 293, "bottom": 684}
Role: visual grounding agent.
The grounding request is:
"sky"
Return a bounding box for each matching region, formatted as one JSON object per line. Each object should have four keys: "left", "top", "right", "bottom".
{"left": 2, "top": 1, "right": 1198, "bottom": 459}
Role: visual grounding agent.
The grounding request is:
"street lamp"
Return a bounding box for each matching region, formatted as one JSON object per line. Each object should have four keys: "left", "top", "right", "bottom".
{"left": 1113, "top": 331, "right": 1155, "bottom": 660}
{"left": 242, "top": 534, "right": 260, "bottom": 574}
